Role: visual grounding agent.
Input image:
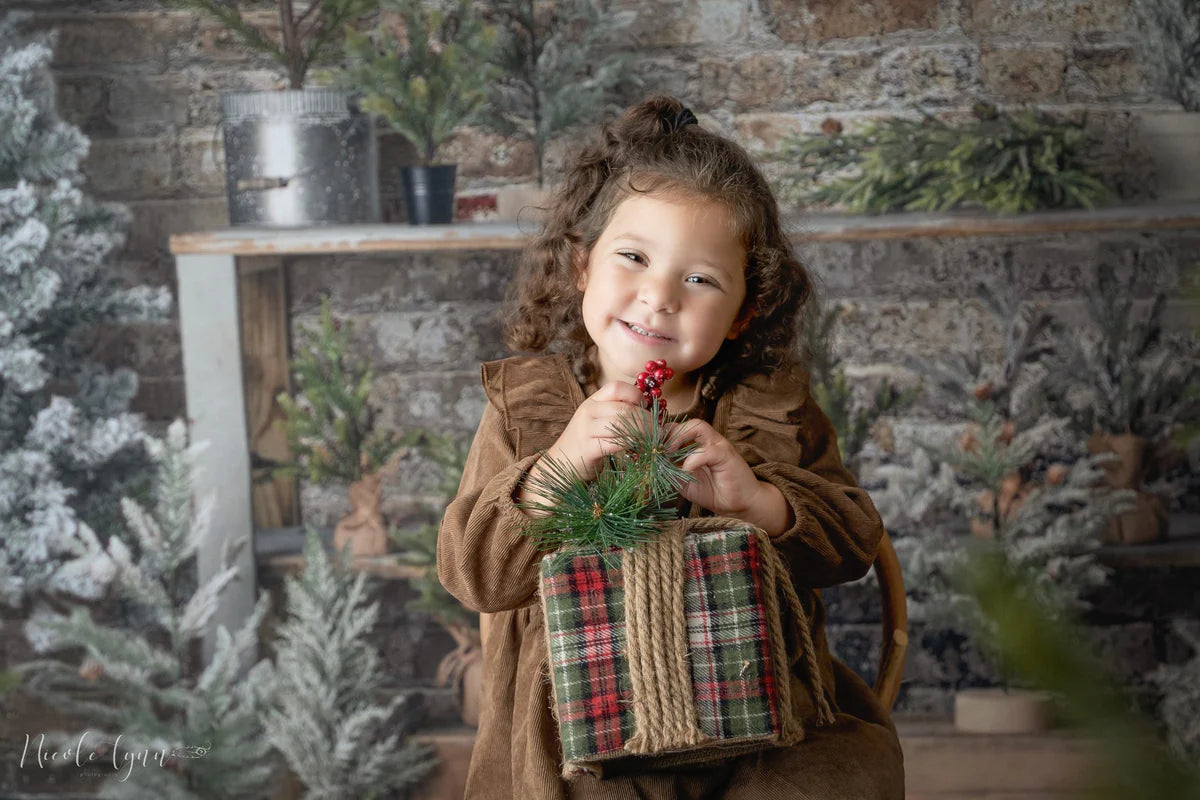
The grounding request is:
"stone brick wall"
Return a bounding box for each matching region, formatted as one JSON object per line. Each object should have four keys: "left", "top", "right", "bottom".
{"left": 8, "top": 0, "right": 1174, "bottom": 422}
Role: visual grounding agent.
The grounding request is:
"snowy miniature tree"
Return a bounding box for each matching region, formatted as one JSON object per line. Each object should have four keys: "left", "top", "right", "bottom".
{"left": 1153, "top": 620, "right": 1200, "bottom": 764}
{"left": 0, "top": 18, "right": 171, "bottom": 622}
{"left": 254, "top": 529, "right": 435, "bottom": 798}
{"left": 802, "top": 300, "right": 916, "bottom": 478}
{"left": 14, "top": 422, "right": 278, "bottom": 799}
{"left": 871, "top": 265, "right": 1134, "bottom": 656}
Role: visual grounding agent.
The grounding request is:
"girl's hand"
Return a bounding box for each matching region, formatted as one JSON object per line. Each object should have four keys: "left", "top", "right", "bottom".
{"left": 518, "top": 382, "right": 649, "bottom": 511}
{"left": 669, "top": 419, "right": 793, "bottom": 534}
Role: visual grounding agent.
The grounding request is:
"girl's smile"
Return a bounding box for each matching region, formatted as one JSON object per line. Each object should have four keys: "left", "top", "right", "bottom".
{"left": 576, "top": 192, "right": 749, "bottom": 407}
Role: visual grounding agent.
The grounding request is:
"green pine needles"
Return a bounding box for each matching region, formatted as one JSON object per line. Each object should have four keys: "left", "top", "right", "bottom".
{"left": 518, "top": 400, "right": 697, "bottom": 554}
{"left": 777, "top": 103, "right": 1110, "bottom": 215}
{"left": 276, "top": 300, "right": 411, "bottom": 484}
{"left": 166, "top": 0, "right": 379, "bottom": 89}
{"left": 341, "top": 0, "right": 500, "bottom": 166}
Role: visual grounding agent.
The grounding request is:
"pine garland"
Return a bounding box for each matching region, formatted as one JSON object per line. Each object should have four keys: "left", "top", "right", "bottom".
{"left": 776, "top": 103, "right": 1110, "bottom": 214}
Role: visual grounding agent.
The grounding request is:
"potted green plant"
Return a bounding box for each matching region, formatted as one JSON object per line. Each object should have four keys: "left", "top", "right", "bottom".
{"left": 774, "top": 103, "right": 1110, "bottom": 214}
{"left": 340, "top": 0, "right": 499, "bottom": 224}
{"left": 275, "top": 301, "right": 414, "bottom": 558}
{"left": 169, "top": 0, "right": 382, "bottom": 225}
{"left": 1134, "top": 0, "right": 1200, "bottom": 202}
{"left": 481, "top": 0, "right": 639, "bottom": 218}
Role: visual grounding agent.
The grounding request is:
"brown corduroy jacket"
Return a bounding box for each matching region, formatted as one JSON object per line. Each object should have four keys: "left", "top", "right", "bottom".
{"left": 437, "top": 354, "right": 904, "bottom": 800}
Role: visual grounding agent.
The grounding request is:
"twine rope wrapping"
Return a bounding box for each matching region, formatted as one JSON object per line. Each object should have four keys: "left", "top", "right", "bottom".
{"left": 623, "top": 521, "right": 705, "bottom": 753}
{"left": 752, "top": 526, "right": 838, "bottom": 727}
{"left": 620, "top": 518, "right": 835, "bottom": 756}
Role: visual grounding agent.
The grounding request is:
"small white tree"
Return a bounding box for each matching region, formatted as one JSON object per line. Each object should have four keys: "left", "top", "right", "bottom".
{"left": 0, "top": 16, "right": 170, "bottom": 625}
{"left": 254, "top": 530, "right": 435, "bottom": 799}
{"left": 15, "top": 422, "right": 277, "bottom": 799}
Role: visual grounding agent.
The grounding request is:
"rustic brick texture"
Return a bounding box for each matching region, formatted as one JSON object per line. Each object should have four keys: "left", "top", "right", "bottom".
{"left": 4, "top": 0, "right": 1165, "bottom": 421}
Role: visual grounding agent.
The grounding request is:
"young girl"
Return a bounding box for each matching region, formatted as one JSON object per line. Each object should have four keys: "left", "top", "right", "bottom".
{"left": 438, "top": 95, "right": 904, "bottom": 800}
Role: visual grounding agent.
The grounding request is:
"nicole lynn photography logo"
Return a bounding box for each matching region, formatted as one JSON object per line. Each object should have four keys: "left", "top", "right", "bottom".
{"left": 20, "top": 732, "right": 211, "bottom": 781}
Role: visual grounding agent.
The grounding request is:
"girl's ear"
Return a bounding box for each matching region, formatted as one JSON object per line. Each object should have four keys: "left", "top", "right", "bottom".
{"left": 573, "top": 246, "right": 590, "bottom": 291}
{"left": 726, "top": 304, "right": 754, "bottom": 340}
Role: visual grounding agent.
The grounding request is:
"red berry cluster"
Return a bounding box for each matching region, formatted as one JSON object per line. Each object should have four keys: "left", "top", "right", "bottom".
{"left": 635, "top": 359, "right": 674, "bottom": 418}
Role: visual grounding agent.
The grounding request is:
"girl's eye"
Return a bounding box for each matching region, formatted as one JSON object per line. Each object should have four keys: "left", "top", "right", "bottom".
{"left": 617, "top": 251, "right": 645, "bottom": 264}
{"left": 686, "top": 275, "right": 718, "bottom": 287}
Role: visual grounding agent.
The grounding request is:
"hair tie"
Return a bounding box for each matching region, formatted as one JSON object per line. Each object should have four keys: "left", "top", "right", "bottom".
{"left": 662, "top": 106, "right": 698, "bottom": 134}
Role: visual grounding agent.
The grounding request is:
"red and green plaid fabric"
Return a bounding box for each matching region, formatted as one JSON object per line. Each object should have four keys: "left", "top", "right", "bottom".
{"left": 540, "top": 527, "right": 783, "bottom": 764}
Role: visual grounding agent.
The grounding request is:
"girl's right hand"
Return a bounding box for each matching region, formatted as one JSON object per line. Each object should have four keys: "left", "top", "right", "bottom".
{"left": 518, "top": 381, "right": 648, "bottom": 510}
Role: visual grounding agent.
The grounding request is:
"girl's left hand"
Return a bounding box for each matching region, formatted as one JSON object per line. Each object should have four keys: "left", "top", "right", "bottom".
{"left": 669, "top": 419, "right": 780, "bottom": 527}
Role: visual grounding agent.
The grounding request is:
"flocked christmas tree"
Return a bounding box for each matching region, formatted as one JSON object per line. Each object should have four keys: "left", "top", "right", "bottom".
{"left": 1040, "top": 264, "right": 1200, "bottom": 517}
{"left": 15, "top": 422, "right": 277, "bottom": 799}
{"left": 869, "top": 264, "right": 1135, "bottom": 659}
{"left": 254, "top": 529, "right": 435, "bottom": 798}
{"left": 0, "top": 18, "right": 171, "bottom": 628}
{"left": 1152, "top": 619, "right": 1200, "bottom": 764}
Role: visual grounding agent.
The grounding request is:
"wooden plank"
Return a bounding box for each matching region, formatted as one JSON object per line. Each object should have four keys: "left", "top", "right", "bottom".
{"left": 168, "top": 204, "right": 1200, "bottom": 255}
{"left": 239, "top": 257, "right": 299, "bottom": 531}
{"left": 176, "top": 253, "right": 258, "bottom": 665}
{"left": 170, "top": 222, "right": 528, "bottom": 255}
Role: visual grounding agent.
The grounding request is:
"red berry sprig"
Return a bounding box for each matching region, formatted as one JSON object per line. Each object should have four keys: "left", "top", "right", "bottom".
{"left": 634, "top": 359, "right": 674, "bottom": 421}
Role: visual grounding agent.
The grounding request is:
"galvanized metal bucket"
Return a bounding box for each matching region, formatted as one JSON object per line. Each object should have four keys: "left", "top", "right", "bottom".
{"left": 220, "top": 89, "right": 380, "bottom": 226}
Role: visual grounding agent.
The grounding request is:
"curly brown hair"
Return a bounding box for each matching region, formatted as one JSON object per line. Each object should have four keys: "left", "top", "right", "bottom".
{"left": 502, "top": 94, "right": 814, "bottom": 401}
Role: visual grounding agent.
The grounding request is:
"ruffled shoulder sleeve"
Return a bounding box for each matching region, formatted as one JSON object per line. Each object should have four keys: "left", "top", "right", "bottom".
{"left": 722, "top": 362, "right": 812, "bottom": 468}
{"left": 480, "top": 353, "right": 578, "bottom": 458}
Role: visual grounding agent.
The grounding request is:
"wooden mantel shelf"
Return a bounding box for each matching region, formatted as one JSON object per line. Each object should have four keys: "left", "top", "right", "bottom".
{"left": 169, "top": 203, "right": 1200, "bottom": 256}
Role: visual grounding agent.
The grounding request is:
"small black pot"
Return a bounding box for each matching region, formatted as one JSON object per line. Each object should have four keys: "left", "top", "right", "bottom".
{"left": 400, "top": 164, "right": 457, "bottom": 225}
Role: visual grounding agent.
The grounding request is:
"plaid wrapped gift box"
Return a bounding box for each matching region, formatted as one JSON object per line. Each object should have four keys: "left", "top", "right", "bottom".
{"left": 539, "top": 519, "right": 816, "bottom": 778}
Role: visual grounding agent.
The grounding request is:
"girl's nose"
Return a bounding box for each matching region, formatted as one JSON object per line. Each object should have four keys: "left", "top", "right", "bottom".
{"left": 638, "top": 275, "right": 680, "bottom": 313}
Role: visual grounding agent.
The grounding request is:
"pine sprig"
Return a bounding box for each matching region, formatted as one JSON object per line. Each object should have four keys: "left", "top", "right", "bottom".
{"left": 518, "top": 399, "right": 696, "bottom": 554}
{"left": 275, "top": 299, "right": 413, "bottom": 484}
{"left": 605, "top": 401, "right": 698, "bottom": 506}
